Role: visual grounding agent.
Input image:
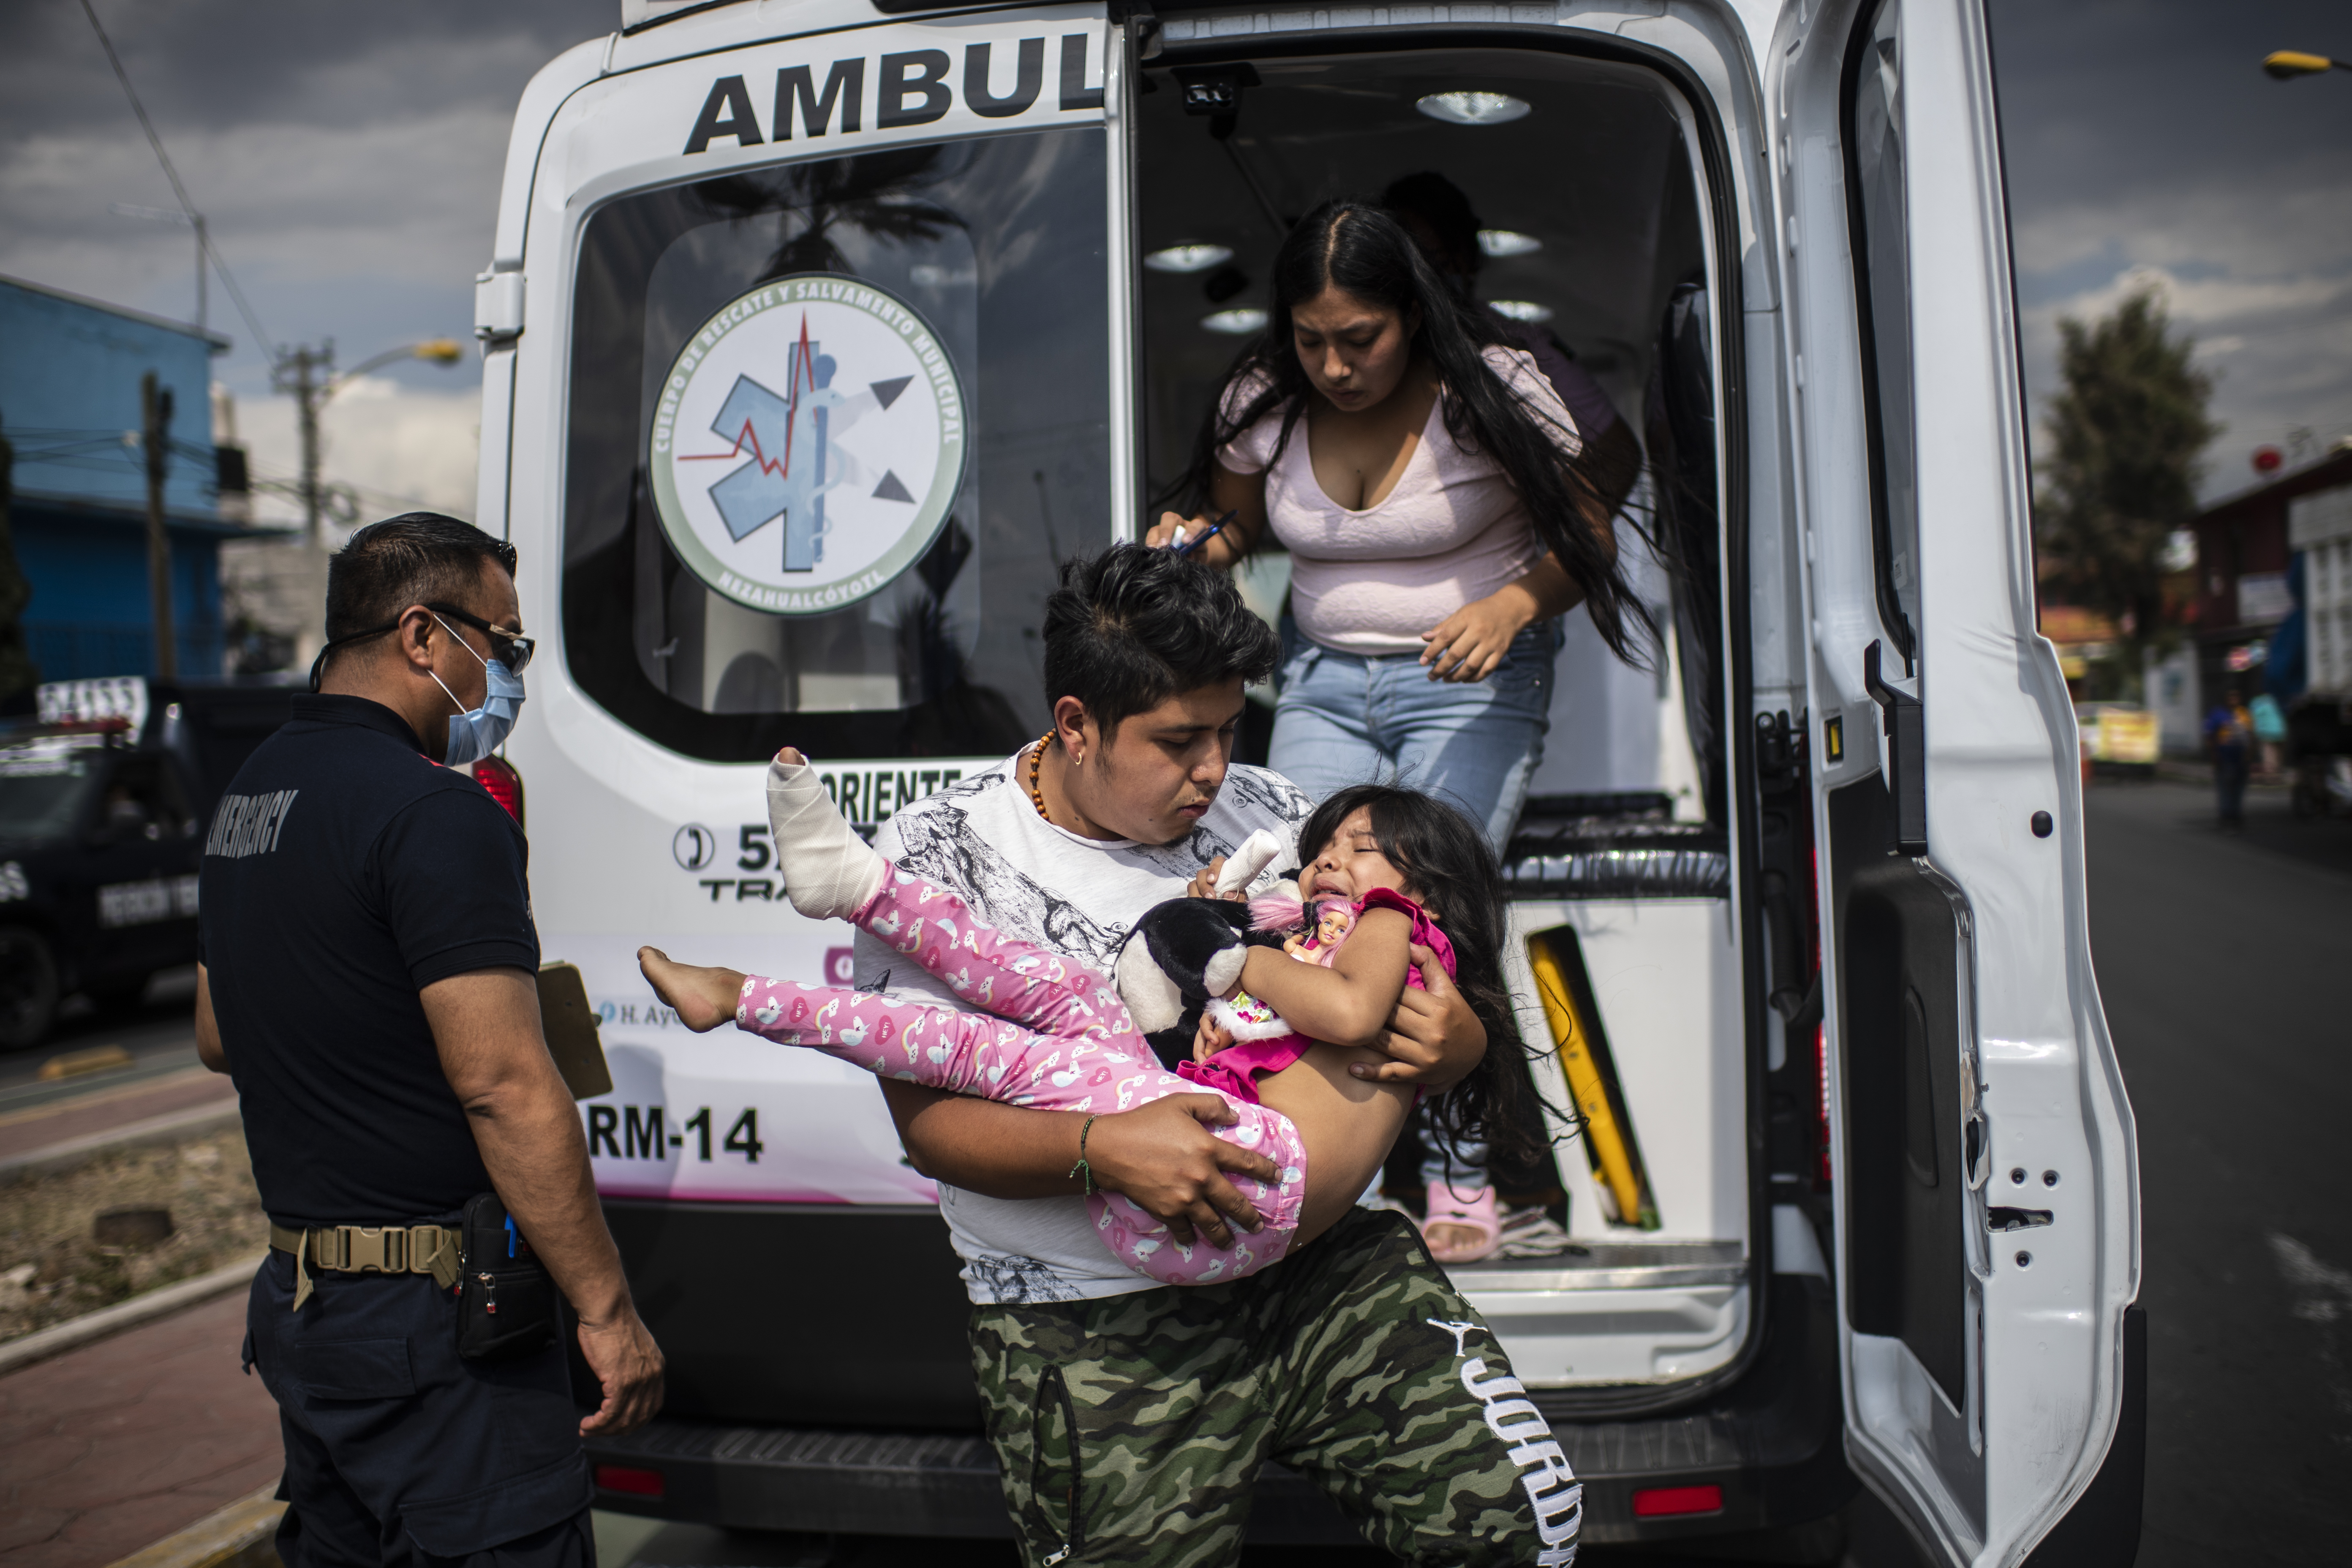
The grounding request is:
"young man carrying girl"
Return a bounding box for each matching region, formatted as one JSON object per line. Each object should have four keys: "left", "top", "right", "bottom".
{"left": 657, "top": 548, "right": 1577, "bottom": 1566}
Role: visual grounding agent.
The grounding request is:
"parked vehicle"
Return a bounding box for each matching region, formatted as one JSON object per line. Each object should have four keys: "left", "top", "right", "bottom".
{"left": 2074, "top": 702, "right": 2160, "bottom": 776}
{"left": 0, "top": 677, "right": 295, "bottom": 1048}
{"left": 2287, "top": 697, "right": 2352, "bottom": 817}
{"left": 481, "top": 0, "right": 2144, "bottom": 1560}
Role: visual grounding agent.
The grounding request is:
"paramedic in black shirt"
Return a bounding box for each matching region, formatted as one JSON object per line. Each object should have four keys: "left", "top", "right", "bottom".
{"left": 194, "top": 513, "right": 662, "bottom": 1568}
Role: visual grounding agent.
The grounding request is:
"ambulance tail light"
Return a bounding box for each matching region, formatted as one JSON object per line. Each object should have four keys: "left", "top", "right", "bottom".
{"left": 594, "top": 1465, "right": 664, "bottom": 1500}
{"left": 1631, "top": 1484, "right": 1723, "bottom": 1518}
{"left": 474, "top": 754, "right": 525, "bottom": 828}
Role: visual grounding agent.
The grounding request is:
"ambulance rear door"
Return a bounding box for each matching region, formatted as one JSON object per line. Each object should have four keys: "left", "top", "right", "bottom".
{"left": 1768, "top": 0, "right": 2142, "bottom": 1562}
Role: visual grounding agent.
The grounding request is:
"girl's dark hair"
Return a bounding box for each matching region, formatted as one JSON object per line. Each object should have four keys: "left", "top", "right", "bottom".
{"left": 1171, "top": 200, "right": 1658, "bottom": 666}
{"left": 1294, "top": 783, "right": 1549, "bottom": 1171}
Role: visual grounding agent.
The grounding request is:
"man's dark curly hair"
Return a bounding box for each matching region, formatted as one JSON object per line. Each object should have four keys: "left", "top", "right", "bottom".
{"left": 1040, "top": 544, "right": 1278, "bottom": 734}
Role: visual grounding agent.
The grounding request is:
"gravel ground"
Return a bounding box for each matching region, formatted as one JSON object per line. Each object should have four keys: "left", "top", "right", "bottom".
{"left": 0, "top": 1130, "right": 265, "bottom": 1342}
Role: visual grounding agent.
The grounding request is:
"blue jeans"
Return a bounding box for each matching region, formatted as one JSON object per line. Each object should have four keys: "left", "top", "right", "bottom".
{"left": 1268, "top": 621, "right": 1563, "bottom": 853}
{"left": 2215, "top": 747, "right": 2249, "bottom": 826}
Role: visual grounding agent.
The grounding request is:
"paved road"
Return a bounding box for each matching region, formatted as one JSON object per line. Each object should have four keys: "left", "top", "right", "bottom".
{"left": 0, "top": 966, "right": 202, "bottom": 1108}
{"left": 2083, "top": 779, "right": 2352, "bottom": 1566}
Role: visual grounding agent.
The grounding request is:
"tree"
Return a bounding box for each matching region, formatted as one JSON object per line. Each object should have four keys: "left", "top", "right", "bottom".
{"left": 2034, "top": 287, "right": 2219, "bottom": 692}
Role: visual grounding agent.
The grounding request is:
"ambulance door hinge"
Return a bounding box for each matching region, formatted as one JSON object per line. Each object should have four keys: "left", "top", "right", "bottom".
{"left": 476, "top": 269, "right": 525, "bottom": 345}
{"left": 1109, "top": 0, "right": 1161, "bottom": 60}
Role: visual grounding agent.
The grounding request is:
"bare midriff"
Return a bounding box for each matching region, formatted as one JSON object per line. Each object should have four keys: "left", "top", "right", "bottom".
{"left": 1255, "top": 1043, "right": 1418, "bottom": 1249}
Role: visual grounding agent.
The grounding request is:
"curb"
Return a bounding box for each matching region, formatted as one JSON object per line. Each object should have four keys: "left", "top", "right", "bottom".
{"left": 0, "top": 1253, "right": 262, "bottom": 1377}
{"left": 0, "top": 1064, "right": 221, "bottom": 1131}
{"left": 0, "top": 1100, "right": 244, "bottom": 1188}
{"left": 106, "top": 1481, "right": 284, "bottom": 1568}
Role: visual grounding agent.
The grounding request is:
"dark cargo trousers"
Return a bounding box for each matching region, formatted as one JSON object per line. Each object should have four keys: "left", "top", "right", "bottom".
{"left": 972, "top": 1208, "right": 1581, "bottom": 1566}
{"left": 244, "top": 1250, "right": 594, "bottom": 1568}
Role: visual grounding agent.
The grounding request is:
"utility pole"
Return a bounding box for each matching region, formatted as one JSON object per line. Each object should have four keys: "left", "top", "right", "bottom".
{"left": 141, "top": 370, "right": 177, "bottom": 680}
{"left": 274, "top": 341, "right": 333, "bottom": 547}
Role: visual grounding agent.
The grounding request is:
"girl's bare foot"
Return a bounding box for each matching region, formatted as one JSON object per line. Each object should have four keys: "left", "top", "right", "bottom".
{"left": 638, "top": 947, "right": 747, "bottom": 1032}
{"left": 1424, "top": 1222, "right": 1490, "bottom": 1263}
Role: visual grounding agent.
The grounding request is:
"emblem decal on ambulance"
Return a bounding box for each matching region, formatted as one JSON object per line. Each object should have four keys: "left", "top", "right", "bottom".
{"left": 648, "top": 274, "right": 966, "bottom": 616}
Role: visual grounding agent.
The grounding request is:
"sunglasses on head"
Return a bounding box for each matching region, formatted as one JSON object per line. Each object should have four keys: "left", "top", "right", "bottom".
{"left": 424, "top": 603, "right": 535, "bottom": 674}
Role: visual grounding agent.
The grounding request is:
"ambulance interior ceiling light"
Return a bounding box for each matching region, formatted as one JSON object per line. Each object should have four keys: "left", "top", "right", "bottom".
{"left": 1488, "top": 299, "right": 1554, "bottom": 324}
{"left": 1478, "top": 229, "right": 1541, "bottom": 258}
{"left": 1203, "top": 308, "right": 1269, "bottom": 335}
{"left": 1416, "top": 91, "right": 1532, "bottom": 126}
{"left": 1145, "top": 243, "right": 1235, "bottom": 273}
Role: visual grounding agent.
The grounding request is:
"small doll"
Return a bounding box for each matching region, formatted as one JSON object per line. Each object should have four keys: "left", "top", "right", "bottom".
{"left": 1201, "top": 893, "right": 1355, "bottom": 1041}
{"left": 1277, "top": 899, "right": 1357, "bottom": 965}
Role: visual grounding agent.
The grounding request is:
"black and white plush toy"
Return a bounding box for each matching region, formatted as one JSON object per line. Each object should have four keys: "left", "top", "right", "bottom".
{"left": 1112, "top": 828, "right": 1302, "bottom": 1070}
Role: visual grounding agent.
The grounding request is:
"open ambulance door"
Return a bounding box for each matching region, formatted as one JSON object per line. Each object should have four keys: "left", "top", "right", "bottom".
{"left": 1769, "top": 0, "right": 2143, "bottom": 1563}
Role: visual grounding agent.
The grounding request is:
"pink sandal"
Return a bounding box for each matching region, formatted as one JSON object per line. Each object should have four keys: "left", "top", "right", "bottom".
{"left": 1420, "top": 1182, "right": 1502, "bottom": 1265}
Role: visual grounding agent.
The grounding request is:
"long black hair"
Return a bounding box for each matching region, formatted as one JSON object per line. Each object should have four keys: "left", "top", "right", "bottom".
{"left": 1294, "top": 783, "right": 1549, "bottom": 1171}
{"left": 1172, "top": 199, "right": 1658, "bottom": 667}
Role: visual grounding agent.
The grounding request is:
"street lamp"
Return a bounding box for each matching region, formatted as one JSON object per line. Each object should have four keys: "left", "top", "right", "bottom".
{"left": 273, "top": 339, "right": 466, "bottom": 544}
{"left": 329, "top": 339, "right": 466, "bottom": 393}
{"left": 2263, "top": 50, "right": 2350, "bottom": 80}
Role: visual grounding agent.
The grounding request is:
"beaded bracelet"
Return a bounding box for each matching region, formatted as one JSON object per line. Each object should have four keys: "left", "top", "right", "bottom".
{"left": 1067, "top": 1113, "right": 1100, "bottom": 1197}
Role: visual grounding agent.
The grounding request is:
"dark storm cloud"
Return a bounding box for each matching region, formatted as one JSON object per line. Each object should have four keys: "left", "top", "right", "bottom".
{"left": 0, "top": 0, "right": 608, "bottom": 392}
{"left": 0, "top": 0, "right": 604, "bottom": 133}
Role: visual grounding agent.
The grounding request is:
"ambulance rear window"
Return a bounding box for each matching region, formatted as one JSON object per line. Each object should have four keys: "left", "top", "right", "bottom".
{"left": 561, "top": 128, "right": 1109, "bottom": 762}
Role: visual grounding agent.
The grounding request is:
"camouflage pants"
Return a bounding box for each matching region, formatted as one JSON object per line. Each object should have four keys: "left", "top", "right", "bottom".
{"left": 970, "top": 1208, "right": 1580, "bottom": 1567}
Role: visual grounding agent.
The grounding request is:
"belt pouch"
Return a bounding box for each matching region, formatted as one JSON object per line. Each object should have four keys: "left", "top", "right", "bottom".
{"left": 457, "top": 1192, "right": 559, "bottom": 1361}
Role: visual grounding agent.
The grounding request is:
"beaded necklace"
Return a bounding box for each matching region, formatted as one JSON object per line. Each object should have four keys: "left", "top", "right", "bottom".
{"left": 1025, "top": 730, "right": 1057, "bottom": 823}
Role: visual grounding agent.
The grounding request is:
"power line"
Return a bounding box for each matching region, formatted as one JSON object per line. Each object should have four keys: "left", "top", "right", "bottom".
{"left": 76, "top": 0, "right": 276, "bottom": 361}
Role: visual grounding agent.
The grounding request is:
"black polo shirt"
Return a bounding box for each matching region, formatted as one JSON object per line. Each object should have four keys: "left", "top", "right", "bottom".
{"left": 199, "top": 695, "right": 538, "bottom": 1228}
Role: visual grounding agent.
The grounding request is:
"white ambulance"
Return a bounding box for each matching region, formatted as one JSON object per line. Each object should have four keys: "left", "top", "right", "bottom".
{"left": 479, "top": 0, "right": 2142, "bottom": 1559}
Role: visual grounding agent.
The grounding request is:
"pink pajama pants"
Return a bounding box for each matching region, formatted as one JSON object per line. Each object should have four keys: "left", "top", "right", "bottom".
{"left": 732, "top": 865, "right": 1308, "bottom": 1285}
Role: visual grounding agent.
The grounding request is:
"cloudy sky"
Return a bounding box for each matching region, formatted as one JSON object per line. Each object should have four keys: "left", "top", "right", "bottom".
{"left": 3, "top": 0, "right": 2349, "bottom": 519}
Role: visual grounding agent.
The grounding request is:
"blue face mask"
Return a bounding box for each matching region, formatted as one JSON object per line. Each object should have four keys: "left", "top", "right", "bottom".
{"left": 428, "top": 614, "right": 527, "bottom": 766}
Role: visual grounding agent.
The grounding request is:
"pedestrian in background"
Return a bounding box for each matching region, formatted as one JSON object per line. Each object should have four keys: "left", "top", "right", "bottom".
{"left": 2250, "top": 689, "right": 2287, "bottom": 781}
{"left": 2205, "top": 684, "right": 2253, "bottom": 832}
{"left": 196, "top": 512, "right": 662, "bottom": 1568}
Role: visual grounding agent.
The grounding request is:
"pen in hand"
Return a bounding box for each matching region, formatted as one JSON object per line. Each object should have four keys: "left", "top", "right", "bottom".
{"left": 1172, "top": 509, "right": 1239, "bottom": 557}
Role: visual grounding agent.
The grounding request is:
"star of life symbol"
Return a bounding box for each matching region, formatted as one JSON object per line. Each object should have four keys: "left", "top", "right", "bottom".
{"left": 648, "top": 274, "right": 966, "bottom": 617}
{"left": 686, "top": 313, "right": 919, "bottom": 574}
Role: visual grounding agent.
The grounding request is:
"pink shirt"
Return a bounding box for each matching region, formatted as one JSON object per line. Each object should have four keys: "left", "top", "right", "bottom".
{"left": 1176, "top": 888, "right": 1457, "bottom": 1105}
{"left": 1218, "top": 345, "right": 1583, "bottom": 655}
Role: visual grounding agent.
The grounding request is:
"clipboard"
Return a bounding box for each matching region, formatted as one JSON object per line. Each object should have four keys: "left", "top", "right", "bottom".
{"left": 535, "top": 961, "right": 613, "bottom": 1101}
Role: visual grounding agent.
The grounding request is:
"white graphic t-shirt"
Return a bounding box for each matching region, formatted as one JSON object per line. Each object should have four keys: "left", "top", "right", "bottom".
{"left": 859, "top": 741, "right": 1315, "bottom": 1304}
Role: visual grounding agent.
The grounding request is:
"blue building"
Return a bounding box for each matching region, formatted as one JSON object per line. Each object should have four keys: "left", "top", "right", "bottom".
{"left": 0, "top": 274, "right": 253, "bottom": 680}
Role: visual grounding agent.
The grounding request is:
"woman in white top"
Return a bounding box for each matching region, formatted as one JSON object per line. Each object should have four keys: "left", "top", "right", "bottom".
{"left": 1149, "top": 201, "right": 1658, "bottom": 1263}
{"left": 1146, "top": 199, "right": 1655, "bottom": 850}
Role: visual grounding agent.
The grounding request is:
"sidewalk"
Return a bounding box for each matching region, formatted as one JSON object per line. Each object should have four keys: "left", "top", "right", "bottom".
{"left": 0, "top": 1286, "right": 279, "bottom": 1568}
{"left": 0, "top": 1070, "right": 237, "bottom": 1168}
